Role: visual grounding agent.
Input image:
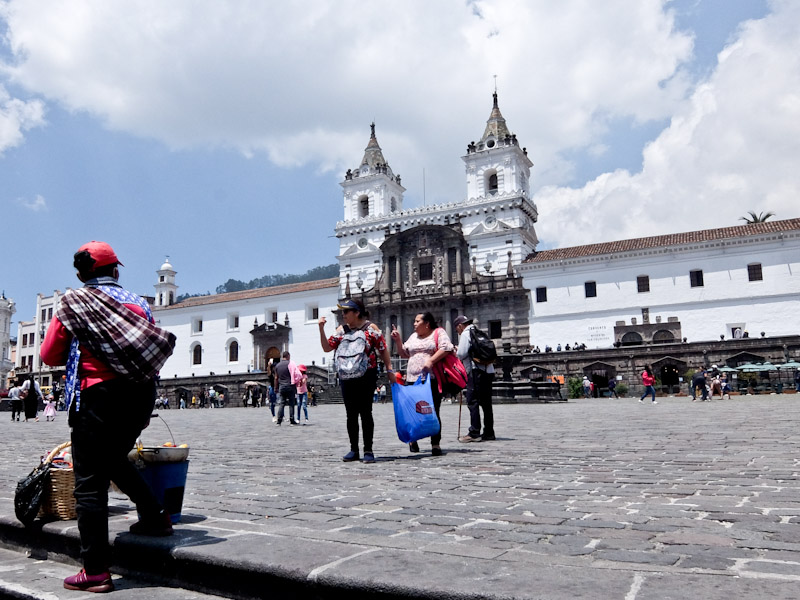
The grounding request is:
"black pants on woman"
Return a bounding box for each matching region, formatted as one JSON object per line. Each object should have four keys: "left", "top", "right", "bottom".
{"left": 69, "top": 378, "right": 164, "bottom": 574}
{"left": 340, "top": 369, "right": 378, "bottom": 453}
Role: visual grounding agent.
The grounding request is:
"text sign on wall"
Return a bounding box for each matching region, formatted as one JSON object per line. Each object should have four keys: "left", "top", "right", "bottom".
{"left": 587, "top": 325, "right": 613, "bottom": 347}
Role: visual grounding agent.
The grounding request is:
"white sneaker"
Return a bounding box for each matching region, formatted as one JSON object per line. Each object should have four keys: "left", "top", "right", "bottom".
{"left": 652, "top": 401, "right": 658, "bottom": 404}
{"left": 638, "top": 399, "right": 643, "bottom": 403}
{"left": 272, "top": 417, "right": 277, "bottom": 423}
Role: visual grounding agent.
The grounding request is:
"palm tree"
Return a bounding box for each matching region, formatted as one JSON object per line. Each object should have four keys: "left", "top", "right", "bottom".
{"left": 740, "top": 211, "right": 775, "bottom": 224}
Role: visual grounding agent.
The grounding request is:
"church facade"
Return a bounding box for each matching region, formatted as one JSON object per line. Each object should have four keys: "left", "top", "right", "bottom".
{"left": 141, "top": 93, "right": 799, "bottom": 389}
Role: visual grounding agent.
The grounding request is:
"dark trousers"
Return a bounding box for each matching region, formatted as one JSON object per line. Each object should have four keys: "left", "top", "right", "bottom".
{"left": 10, "top": 399, "right": 22, "bottom": 420}
{"left": 69, "top": 378, "right": 163, "bottom": 574}
{"left": 277, "top": 385, "right": 297, "bottom": 424}
{"left": 429, "top": 376, "right": 444, "bottom": 447}
{"left": 341, "top": 370, "right": 377, "bottom": 453}
{"left": 466, "top": 369, "right": 494, "bottom": 438}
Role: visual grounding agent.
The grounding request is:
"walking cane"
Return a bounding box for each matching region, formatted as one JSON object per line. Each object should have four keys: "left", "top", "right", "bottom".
{"left": 457, "top": 391, "right": 463, "bottom": 439}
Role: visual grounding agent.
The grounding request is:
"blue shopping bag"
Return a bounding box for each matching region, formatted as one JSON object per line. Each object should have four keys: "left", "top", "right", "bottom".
{"left": 392, "top": 375, "right": 440, "bottom": 444}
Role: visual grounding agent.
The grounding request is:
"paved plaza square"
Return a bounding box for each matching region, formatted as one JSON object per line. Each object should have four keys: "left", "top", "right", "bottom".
{"left": 2, "top": 395, "right": 800, "bottom": 598}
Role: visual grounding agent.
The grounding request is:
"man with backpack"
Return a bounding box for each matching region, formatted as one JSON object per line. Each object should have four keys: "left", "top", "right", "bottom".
{"left": 454, "top": 315, "right": 497, "bottom": 442}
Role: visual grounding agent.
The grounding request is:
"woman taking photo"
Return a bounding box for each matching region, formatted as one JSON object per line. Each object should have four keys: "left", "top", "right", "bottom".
{"left": 390, "top": 312, "right": 454, "bottom": 456}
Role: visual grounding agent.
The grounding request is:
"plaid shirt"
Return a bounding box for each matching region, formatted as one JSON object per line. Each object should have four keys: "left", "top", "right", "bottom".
{"left": 58, "top": 284, "right": 176, "bottom": 410}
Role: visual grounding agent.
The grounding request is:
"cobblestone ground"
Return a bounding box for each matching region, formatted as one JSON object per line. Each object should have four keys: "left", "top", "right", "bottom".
{"left": 2, "top": 395, "right": 800, "bottom": 598}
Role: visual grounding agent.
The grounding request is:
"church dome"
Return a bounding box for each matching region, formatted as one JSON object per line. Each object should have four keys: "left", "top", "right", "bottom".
{"left": 160, "top": 258, "right": 174, "bottom": 271}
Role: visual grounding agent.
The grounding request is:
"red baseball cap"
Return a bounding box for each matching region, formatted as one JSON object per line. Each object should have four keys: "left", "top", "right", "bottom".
{"left": 76, "top": 241, "right": 123, "bottom": 268}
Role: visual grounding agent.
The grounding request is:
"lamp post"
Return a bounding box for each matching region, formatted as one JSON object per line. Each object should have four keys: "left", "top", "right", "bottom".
{"left": 38, "top": 323, "right": 46, "bottom": 388}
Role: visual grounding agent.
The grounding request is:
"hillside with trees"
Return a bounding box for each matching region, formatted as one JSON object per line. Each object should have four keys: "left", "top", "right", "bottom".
{"left": 176, "top": 263, "right": 339, "bottom": 302}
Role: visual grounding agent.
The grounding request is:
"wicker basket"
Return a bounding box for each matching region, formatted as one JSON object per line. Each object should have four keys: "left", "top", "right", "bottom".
{"left": 39, "top": 441, "right": 77, "bottom": 521}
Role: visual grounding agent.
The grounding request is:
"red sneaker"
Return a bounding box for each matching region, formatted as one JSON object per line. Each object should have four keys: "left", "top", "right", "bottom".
{"left": 63, "top": 569, "right": 114, "bottom": 593}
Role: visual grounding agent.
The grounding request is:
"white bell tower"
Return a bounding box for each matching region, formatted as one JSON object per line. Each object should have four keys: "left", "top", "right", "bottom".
{"left": 154, "top": 257, "right": 178, "bottom": 307}
{"left": 341, "top": 123, "right": 405, "bottom": 221}
{"left": 463, "top": 92, "right": 534, "bottom": 202}
{"left": 336, "top": 124, "right": 406, "bottom": 295}
{"left": 461, "top": 92, "right": 539, "bottom": 273}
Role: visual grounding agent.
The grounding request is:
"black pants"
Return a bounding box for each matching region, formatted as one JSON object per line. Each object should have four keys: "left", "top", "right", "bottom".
{"left": 340, "top": 370, "right": 377, "bottom": 453}
{"left": 10, "top": 399, "right": 22, "bottom": 421}
{"left": 69, "top": 378, "right": 163, "bottom": 574}
{"left": 466, "top": 369, "right": 494, "bottom": 438}
{"left": 428, "top": 376, "right": 444, "bottom": 447}
{"left": 277, "top": 385, "right": 297, "bottom": 424}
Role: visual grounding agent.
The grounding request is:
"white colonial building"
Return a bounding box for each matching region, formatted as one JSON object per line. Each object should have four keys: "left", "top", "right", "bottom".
{"left": 13, "top": 290, "right": 64, "bottom": 389}
{"left": 519, "top": 221, "right": 800, "bottom": 349}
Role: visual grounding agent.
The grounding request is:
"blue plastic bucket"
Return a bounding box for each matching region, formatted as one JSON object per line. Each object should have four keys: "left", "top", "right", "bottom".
{"left": 139, "top": 460, "right": 189, "bottom": 523}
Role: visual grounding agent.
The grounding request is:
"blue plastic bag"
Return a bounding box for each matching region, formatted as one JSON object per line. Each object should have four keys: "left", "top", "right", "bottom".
{"left": 392, "top": 376, "right": 440, "bottom": 443}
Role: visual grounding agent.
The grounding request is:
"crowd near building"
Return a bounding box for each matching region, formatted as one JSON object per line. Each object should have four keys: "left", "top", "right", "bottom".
{"left": 4, "top": 93, "right": 800, "bottom": 400}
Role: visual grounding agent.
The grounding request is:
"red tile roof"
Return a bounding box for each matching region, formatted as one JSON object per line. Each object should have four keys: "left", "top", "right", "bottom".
{"left": 524, "top": 218, "right": 800, "bottom": 263}
{"left": 154, "top": 277, "right": 339, "bottom": 310}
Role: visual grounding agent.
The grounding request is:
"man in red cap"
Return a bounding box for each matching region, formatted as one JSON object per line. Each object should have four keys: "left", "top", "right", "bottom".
{"left": 41, "top": 241, "right": 175, "bottom": 593}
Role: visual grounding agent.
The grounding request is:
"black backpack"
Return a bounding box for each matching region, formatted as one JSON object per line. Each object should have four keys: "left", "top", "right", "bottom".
{"left": 469, "top": 327, "right": 497, "bottom": 366}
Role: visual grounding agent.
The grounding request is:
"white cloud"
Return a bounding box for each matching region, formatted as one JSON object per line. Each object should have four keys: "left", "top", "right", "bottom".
{"left": 1, "top": 1, "right": 796, "bottom": 250}
{"left": 18, "top": 194, "right": 47, "bottom": 211}
{"left": 535, "top": 0, "right": 800, "bottom": 247}
{"left": 0, "top": 1, "right": 693, "bottom": 199}
{"left": 0, "top": 84, "right": 45, "bottom": 155}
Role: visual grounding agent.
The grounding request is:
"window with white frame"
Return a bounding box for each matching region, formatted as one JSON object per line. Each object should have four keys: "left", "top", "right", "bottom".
{"left": 228, "top": 313, "right": 239, "bottom": 331}
{"left": 306, "top": 305, "right": 319, "bottom": 321}
{"left": 192, "top": 317, "right": 203, "bottom": 334}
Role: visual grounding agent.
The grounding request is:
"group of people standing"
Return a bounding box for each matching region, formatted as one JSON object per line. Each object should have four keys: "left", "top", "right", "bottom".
{"left": 317, "top": 298, "right": 496, "bottom": 463}
{"left": 6, "top": 375, "right": 44, "bottom": 422}
{"left": 267, "top": 352, "right": 310, "bottom": 425}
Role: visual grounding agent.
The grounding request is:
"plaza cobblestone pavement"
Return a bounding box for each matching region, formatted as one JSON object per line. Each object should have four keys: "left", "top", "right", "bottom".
{"left": 2, "top": 395, "right": 800, "bottom": 599}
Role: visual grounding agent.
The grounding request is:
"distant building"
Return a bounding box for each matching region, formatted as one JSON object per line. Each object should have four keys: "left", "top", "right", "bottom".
{"left": 0, "top": 292, "right": 15, "bottom": 388}
{"left": 14, "top": 291, "right": 63, "bottom": 388}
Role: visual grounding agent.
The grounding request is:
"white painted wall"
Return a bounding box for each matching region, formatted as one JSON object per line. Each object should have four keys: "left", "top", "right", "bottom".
{"left": 521, "top": 238, "right": 800, "bottom": 348}
{"left": 155, "top": 285, "right": 340, "bottom": 379}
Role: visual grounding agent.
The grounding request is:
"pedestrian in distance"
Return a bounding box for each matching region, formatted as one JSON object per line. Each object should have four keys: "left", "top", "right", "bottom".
{"left": 639, "top": 365, "right": 657, "bottom": 404}
{"left": 582, "top": 376, "right": 592, "bottom": 399}
{"left": 20, "top": 375, "right": 42, "bottom": 421}
{"left": 691, "top": 368, "right": 709, "bottom": 402}
{"left": 274, "top": 351, "right": 301, "bottom": 426}
{"left": 319, "top": 298, "right": 396, "bottom": 464}
{"left": 296, "top": 364, "right": 309, "bottom": 424}
{"left": 8, "top": 383, "right": 22, "bottom": 422}
{"left": 391, "top": 312, "right": 454, "bottom": 456}
{"left": 40, "top": 240, "right": 176, "bottom": 593}
{"left": 454, "top": 315, "right": 496, "bottom": 443}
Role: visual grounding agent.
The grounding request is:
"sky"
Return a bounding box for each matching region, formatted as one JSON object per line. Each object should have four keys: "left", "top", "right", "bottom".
{"left": 2, "top": 0, "right": 798, "bottom": 331}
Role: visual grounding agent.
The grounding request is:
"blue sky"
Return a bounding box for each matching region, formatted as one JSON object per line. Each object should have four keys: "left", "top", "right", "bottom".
{"left": 2, "top": 0, "right": 797, "bottom": 331}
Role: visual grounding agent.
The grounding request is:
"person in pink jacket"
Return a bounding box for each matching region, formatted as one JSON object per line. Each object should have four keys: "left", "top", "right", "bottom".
{"left": 639, "top": 365, "right": 657, "bottom": 404}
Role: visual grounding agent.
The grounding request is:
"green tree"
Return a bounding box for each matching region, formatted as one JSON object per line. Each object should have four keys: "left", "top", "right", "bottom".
{"left": 740, "top": 211, "right": 775, "bottom": 224}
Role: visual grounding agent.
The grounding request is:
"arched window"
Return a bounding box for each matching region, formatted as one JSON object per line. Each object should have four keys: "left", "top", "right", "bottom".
{"left": 488, "top": 173, "right": 498, "bottom": 195}
{"left": 390, "top": 197, "right": 397, "bottom": 212}
{"left": 168, "top": 292, "right": 174, "bottom": 305}
{"left": 359, "top": 196, "right": 369, "bottom": 217}
{"left": 621, "top": 332, "right": 643, "bottom": 346}
{"left": 228, "top": 341, "right": 239, "bottom": 362}
{"left": 192, "top": 344, "right": 202, "bottom": 365}
{"left": 652, "top": 330, "right": 674, "bottom": 344}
